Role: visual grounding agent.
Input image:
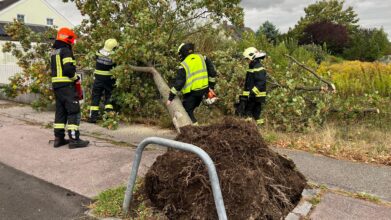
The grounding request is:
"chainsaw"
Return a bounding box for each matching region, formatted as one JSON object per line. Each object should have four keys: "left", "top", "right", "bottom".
{"left": 205, "top": 89, "right": 218, "bottom": 105}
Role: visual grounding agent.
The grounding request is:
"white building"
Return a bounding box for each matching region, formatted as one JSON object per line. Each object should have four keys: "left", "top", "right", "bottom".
{"left": 0, "top": 0, "right": 74, "bottom": 84}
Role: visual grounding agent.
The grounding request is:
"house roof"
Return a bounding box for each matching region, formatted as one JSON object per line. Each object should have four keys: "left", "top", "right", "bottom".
{"left": 221, "top": 21, "right": 254, "bottom": 40}
{"left": 0, "top": 21, "right": 50, "bottom": 40}
{"left": 0, "top": 0, "right": 20, "bottom": 11}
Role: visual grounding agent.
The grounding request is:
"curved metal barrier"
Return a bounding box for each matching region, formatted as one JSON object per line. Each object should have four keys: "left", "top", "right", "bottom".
{"left": 123, "top": 137, "right": 227, "bottom": 220}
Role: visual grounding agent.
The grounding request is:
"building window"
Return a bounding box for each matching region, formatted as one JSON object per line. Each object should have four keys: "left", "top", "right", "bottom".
{"left": 47, "top": 18, "right": 54, "bottom": 26}
{"left": 17, "top": 14, "right": 25, "bottom": 23}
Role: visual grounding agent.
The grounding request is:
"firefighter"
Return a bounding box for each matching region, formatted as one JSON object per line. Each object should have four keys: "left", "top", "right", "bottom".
{"left": 166, "top": 43, "right": 217, "bottom": 124}
{"left": 51, "top": 27, "right": 89, "bottom": 149}
{"left": 87, "top": 39, "right": 118, "bottom": 123}
{"left": 238, "top": 47, "right": 267, "bottom": 125}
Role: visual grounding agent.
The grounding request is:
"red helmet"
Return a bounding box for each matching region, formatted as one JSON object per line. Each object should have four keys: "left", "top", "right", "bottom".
{"left": 56, "top": 27, "right": 77, "bottom": 45}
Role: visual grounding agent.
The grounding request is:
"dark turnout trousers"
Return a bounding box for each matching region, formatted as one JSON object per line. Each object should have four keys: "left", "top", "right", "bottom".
{"left": 183, "top": 89, "right": 207, "bottom": 123}
{"left": 90, "top": 76, "right": 115, "bottom": 120}
{"left": 245, "top": 96, "right": 265, "bottom": 124}
{"left": 53, "top": 85, "right": 81, "bottom": 139}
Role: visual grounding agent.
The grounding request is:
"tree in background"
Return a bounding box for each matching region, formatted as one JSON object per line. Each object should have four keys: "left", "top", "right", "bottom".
{"left": 290, "top": 0, "right": 359, "bottom": 38}
{"left": 343, "top": 28, "right": 391, "bottom": 61}
{"left": 299, "top": 21, "right": 349, "bottom": 55}
{"left": 256, "top": 21, "right": 280, "bottom": 43}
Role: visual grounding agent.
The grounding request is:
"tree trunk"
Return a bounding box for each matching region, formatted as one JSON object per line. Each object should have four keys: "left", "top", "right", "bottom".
{"left": 130, "top": 65, "right": 192, "bottom": 132}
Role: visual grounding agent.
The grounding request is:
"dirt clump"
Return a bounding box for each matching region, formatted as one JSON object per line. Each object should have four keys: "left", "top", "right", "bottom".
{"left": 145, "top": 118, "right": 306, "bottom": 220}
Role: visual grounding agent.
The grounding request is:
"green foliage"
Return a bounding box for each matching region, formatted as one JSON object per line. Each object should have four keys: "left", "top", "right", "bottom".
{"left": 209, "top": 32, "right": 333, "bottom": 131}
{"left": 290, "top": 0, "right": 359, "bottom": 38}
{"left": 3, "top": 0, "right": 243, "bottom": 118}
{"left": 92, "top": 180, "right": 159, "bottom": 219}
{"left": 343, "top": 28, "right": 391, "bottom": 61}
{"left": 302, "top": 44, "right": 327, "bottom": 64}
{"left": 100, "top": 111, "right": 120, "bottom": 130}
{"left": 69, "top": 0, "right": 244, "bottom": 119}
{"left": 256, "top": 21, "right": 280, "bottom": 44}
{"left": 2, "top": 21, "right": 56, "bottom": 104}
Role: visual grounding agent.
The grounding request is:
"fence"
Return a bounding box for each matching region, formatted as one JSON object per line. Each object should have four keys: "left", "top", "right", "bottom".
{"left": 0, "top": 63, "right": 22, "bottom": 84}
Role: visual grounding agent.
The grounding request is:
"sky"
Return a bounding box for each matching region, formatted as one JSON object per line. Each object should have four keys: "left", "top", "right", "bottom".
{"left": 47, "top": 0, "right": 391, "bottom": 38}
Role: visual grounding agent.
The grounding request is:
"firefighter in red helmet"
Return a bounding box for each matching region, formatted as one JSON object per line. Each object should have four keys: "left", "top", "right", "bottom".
{"left": 51, "top": 27, "right": 89, "bottom": 149}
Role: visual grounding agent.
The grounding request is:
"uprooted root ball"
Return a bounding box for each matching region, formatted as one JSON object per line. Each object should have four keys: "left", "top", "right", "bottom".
{"left": 145, "top": 118, "right": 306, "bottom": 220}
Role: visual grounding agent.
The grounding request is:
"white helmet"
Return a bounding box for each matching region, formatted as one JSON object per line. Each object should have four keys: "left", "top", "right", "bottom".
{"left": 243, "top": 47, "right": 266, "bottom": 61}
{"left": 103, "top": 39, "right": 119, "bottom": 52}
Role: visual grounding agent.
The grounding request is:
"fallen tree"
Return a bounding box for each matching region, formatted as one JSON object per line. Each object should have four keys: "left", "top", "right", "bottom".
{"left": 129, "top": 65, "right": 192, "bottom": 131}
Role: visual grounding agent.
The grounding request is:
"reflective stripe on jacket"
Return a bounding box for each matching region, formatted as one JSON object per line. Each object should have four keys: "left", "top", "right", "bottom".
{"left": 51, "top": 49, "right": 77, "bottom": 83}
{"left": 94, "top": 51, "right": 115, "bottom": 76}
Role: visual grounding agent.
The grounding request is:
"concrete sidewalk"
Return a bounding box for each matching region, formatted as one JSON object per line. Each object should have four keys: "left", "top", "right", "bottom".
{"left": 310, "top": 193, "right": 391, "bottom": 220}
{"left": 0, "top": 100, "right": 175, "bottom": 146}
{"left": 0, "top": 112, "right": 164, "bottom": 198}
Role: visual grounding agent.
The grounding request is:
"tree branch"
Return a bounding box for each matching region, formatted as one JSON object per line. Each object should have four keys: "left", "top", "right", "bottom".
{"left": 284, "top": 54, "right": 336, "bottom": 92}
{"left": 268, "top": 74, "right": 328, "bottom": 92}
{"left": 330, "top": 108, "right": 380, "bottom": 114}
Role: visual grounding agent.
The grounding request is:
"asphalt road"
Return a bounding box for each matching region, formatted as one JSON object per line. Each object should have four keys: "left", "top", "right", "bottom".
{"left": 0, "top": 162, "right": 92, "bottom": 220}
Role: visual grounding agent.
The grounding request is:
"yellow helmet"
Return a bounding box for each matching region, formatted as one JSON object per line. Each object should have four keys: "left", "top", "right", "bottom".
{"left": 243, "top": 47, "right": 266, "bottom": 61}
{"left": 103, "top": 39, "right": 119, "bottom": 52}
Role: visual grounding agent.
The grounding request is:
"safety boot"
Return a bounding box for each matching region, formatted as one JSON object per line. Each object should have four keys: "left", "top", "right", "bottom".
{"left": 68, "top": 130, "right": 90, "bottom": 149}
{"left": 87, "top": 117, "right": 98, "bottom": 123}
{"left": 53, "top": 137, "right": 69, "bottom": 148}
{"left": 69, "top": 138, "right": 90, "bottom": 149}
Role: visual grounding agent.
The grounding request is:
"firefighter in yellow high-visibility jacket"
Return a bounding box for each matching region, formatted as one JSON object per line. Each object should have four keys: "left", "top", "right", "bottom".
{"left": 166, "top": 43, "right": 217, "bottom": 125}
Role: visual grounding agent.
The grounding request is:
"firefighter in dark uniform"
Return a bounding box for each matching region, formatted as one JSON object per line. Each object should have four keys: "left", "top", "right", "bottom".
{"left": 239, "top": 47, "right": 267, "bottom": 125}
{"left": 51, "top": 27, "right": 89, "bottom": 148}
{"left": 88, "top": 39, "right": 118, "bottom": 123}
{"left": 166, "top": 43, "right": 217, "bottom": 124}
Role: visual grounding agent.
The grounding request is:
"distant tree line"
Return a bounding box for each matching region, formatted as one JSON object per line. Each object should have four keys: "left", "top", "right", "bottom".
{"left": 255, "top": 0, "right": 391, "bottom": 61}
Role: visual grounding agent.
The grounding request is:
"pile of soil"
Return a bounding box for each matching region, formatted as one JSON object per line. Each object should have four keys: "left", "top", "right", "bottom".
{"left": 145, "top": 118, "right": 306, "bottom": 219}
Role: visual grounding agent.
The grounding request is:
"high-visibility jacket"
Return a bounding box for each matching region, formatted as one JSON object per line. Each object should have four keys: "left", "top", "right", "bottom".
{"left": 242, "top": 59, "right": 267, "bottom": 98}
{"left": 50, "top": 40, "right": 77, "bottom": 89}
{"left": 94, "top": 50, "right": 116, "bottom": 77}
{"left": 168, "top": 54, "right": 217, "bottom": 101}
{"left": 180, "top": 54, "right": 209, "bottom": 94}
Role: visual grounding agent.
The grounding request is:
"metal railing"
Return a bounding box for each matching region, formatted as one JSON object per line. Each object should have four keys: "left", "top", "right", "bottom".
{"left": 123, "top": 137, "right": 227, "bottom": 220}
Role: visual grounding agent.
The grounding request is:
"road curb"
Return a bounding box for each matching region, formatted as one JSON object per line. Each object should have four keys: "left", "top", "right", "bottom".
{"left": 285, "top": 188, "right": 320, "bottom": 220}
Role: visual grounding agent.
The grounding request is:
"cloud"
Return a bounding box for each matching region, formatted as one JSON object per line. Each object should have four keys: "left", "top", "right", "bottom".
{"left": 240, "top": 0, "right": 286, "bottom": 10}
{"left": 46, "top": 0, "right": 83, "bottom": 26}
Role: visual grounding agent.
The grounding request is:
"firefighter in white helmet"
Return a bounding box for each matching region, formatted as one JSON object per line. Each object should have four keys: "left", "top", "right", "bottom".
{"left": 236, "top": 47, "right": 267, "bottom": 125}
{"left": 88, "top": 39, "right": 119, "bottom": 123}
